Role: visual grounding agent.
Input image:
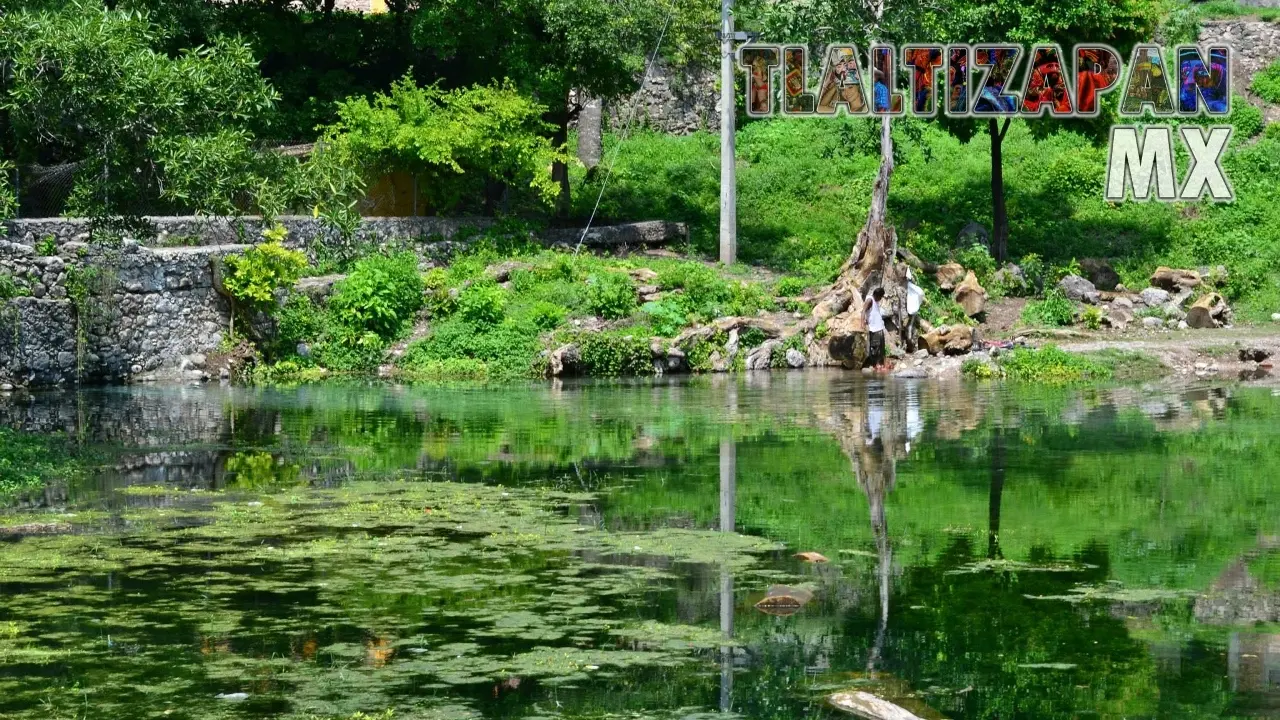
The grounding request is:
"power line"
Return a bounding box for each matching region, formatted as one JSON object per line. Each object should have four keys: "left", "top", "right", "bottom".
{"left": 572, "top": 3, "right": 677, "bottom": 256}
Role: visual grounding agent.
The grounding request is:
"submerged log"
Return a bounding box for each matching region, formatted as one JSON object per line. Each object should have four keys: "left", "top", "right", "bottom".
{"left": 829, "top": 691, "right": 926, "bottom": 720}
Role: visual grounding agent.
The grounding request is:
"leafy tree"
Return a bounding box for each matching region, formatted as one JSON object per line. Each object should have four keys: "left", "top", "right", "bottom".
{"left": 320, "top": 76, "right": 566, "bottom": 213}
{"left": 936, "top": 0, "right": 1161, "bottom": 262}
{"left": 414, "top": 0, "right": 672, "bottom": 216}
{"left": 0, "top": 1, "right": 343, "bottom": 224}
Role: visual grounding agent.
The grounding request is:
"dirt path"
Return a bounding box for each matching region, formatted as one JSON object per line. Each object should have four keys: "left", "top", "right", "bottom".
{"left": 1053, "top": 326, "right": 1280, "bottom": 380}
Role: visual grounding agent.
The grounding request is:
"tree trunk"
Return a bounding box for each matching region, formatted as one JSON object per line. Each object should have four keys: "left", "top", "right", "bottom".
{"left": 989, "top": 118, "right": 1010, "bottom": 264}
{"left": 577, "top": 94, "right": 603, "bottom": 180}
{"left": 987, "top": 431, "right": 1005, "bottom": 560}
{"left": 817, "top": 115, "right": 905, "bottom": 365}
{"left": 551, "top": 111, "right": 572, "bottom": 220}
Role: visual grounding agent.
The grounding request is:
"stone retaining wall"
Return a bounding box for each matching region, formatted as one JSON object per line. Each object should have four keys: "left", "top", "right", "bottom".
{"left": 0, "top": 241, "right": 236, "bottom": 388}
{"left": 0, "top": 218, "right": 686, "bottom": 388}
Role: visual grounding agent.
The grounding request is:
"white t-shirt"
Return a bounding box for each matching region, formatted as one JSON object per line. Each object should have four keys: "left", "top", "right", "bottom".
{"left": 907, "top": 282, "right": 924, "bottom": 315}
{"left": 867, "top": 297, "right": 885, "bottom": 333}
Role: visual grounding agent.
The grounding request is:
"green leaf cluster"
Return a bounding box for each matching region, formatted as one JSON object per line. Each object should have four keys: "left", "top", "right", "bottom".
{"left": 222, "top": 241, "right": 307, "bottom": 309}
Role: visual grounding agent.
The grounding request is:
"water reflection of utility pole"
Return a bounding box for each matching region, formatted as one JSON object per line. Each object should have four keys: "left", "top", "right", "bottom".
{"left": 719, "top": 437, "right": 736, "bottom": 713}
{"left": 987, "top": 431, "right": 1005, "bottom": 560}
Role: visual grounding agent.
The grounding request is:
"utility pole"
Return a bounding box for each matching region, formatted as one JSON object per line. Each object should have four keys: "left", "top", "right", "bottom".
{"left": 718, "top": 0, "right": 737, "bottom": 266}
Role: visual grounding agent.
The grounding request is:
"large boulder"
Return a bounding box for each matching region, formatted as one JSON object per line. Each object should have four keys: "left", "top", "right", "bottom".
{"left": 953, "top": 271, "right": 988, "bottom": 317}
{"left": 1079, "top": 258, "right": 1121, "bottom": 291}
{"left": 548, "top": 344, "right": 582, "bottom": 376}
{"left": 922, "top": 324, "right": 975, "bottom": 356}
{"left": 1139, "top": 287, "right": 1171, "bottom": 307}
{"left": 936, "top": 263, "right": 966, "bottom": 291}
{"left": 1149, "top": 267, "right": 1202, "bottom": 292}
{"left": 991, "top": 263, "right": 1030, "bottom": 295}
{"left": 956, "top": 220, "right": 989, "bottom": 250}
{"left": 1057, "top": 274, "right": 1099, "bottom": 304}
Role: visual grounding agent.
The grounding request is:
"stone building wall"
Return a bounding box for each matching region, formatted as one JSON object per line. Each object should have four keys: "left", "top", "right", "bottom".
{"left": 609, "top": 59, "right": 720, "bottom": 135}
{"left": 1199, "top": 19, "right": 1280, "bottom": 121}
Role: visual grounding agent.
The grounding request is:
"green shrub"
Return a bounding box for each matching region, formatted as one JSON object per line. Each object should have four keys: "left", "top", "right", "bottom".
{"left": 739, "top": 327, "right": 767, "bottom": 349}
{"left": 456, "top": 281, "right": 507, "bottom": 325}
{"left": 1252, "top": 60, "right": 1280, "bottom": 104}
{"left": 328, "top": 252, "right": 424, "bottom": 340}
{"left": 275, "top": 294, "right": 324, "bottom": 355}
{"left": 0, "top": 273, "right": 26, "bottom": 300}
{"left": 398, "top": 356, "right": 490, "bottom": 382}
{"left": 1043, "top": 150, "right": 1104, "bottom": 198}
{"left": 997, "top": 346, "right": 1112, "bottom": 383}
{"left": 1228, "top": 97, "right": 1264, "bottom": 139}
{"left": 312, "top": 327, "right": 388, "bottom": 372}
{"left": 1081, "top": 304, "right": 1104, "bottom": 330}
{"left": 402, "top": 316, "right": 539, "bottom": 380}
{"left": 961, "top": 358, "right": 998, "bottom": 380}
{"left": 1018, "top": 253, "right": 1046, "bottom": 290}
{"left": 1266, "top": 123, "right": 1280, "bottom": 141}
{"left": 1021, "top": 289, "right": 1075, "bottom": 327}
{"left": 956, "top": 244, "right": 996, "bottom": 285}
{"left": 524, "top": 300, "right": 567, "bottom": 331}
{"left": 641, "top": 299, "right": 687, "bottom": 337}
{"left": 578, "top": 332, "right": 654, "bottom": 377}
{"left": 35, "top": 235, "right": 57, "bottom": 256}
{"left": 774, "top": 276, "right": 808, "bottom": 296}
{"left": 222, "top": 241, "right": 308, "bottom": 309}
{"left": 422, "top": 268, "right": 457, "bottom": 317}
{"left": 586, "top": 272, "right": 637, "bottom": 320}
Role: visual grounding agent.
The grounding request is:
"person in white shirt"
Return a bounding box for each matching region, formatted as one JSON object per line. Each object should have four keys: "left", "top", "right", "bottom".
{"left": 904, "top": 268, "right": 925, "bottom": 352}
{"left": 864, "top": 287, "right": 886, "bottom": 369}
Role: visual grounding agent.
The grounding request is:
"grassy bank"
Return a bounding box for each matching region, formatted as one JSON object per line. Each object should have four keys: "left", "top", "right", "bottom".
{"left": 572, "top": 114, "right": 1280, "bottom": 320}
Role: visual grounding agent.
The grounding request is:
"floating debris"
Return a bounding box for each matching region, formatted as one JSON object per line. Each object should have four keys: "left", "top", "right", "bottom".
{"left": 794, "top": 551, "right": 830, "bottom": 563}
{"left": 828, "top": 691, "right": 926, "bottom": 720}
{"left": 945, "top": 559, "right": 1095, "bottom": 575}
{"left": 214, "top": 693, "right": 249, "bottom": 702}
{"left": 1025, "top": 582, "right": 1195, "bottom": 604}
{"left": 1017, "top": 663, "right": 1077, "bottom": 670}
{"left": 755, "top": 585, "right": 815, "bottom": 616}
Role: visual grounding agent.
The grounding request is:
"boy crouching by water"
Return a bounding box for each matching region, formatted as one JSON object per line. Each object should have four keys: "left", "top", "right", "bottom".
{"left": 864, "top": 287, "right": 887, "bottom": 370}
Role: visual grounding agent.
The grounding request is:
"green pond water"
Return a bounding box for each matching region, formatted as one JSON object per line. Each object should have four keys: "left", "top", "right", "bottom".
{"left": 1, "top": 372, "right": 1279, "bottom": 719}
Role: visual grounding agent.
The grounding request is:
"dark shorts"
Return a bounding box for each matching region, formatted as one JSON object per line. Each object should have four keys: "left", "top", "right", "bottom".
{"left": 868, "top": 330, "right": 885, "bottom": 365}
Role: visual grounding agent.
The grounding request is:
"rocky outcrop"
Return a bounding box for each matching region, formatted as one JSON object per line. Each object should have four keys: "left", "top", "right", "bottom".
{"left": 1058, "top": 274, "right": 1100, "bottom": 304}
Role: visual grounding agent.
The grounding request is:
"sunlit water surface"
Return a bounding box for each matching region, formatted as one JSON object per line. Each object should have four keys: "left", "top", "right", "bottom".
{"left": 1, "top": 372, "right": 1278, "bottom": 719}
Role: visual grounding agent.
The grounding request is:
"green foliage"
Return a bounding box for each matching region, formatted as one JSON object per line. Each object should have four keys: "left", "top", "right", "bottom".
{"left": 1266, "top": 123, "right": 1280, "bottom": 141}
{"left": 640, "top": 299, "right": 687, "bottom": 337}
{"left": 656, "top": 262, "right": 774, "bottom": 322}
{"left": 456, "top": 281, "right": 507, "bottom": 326}
{"left": 524, "top": 301, "right": 566, "bottom": 331}
{"left": 1021, "top": 289, "right": 1075, "bottom": 327}
{"left": 0, "top": 2, "right": 309, "bottom": 220}
{"left": 322, "top": 76, "right": 565, "bottom": 211}
{"left": 578, "top": 332, "right": 654, "bottom": 377}
{"left": 222, "top": 242, "right": 308, "bottom": 309}
{"left": 0, "top": 428, "right": 81, "bottom": 502}
{"left": 961, "top": 358, "right": 998, "bottom": 380}
{"left": 996, "top": 346, "right": 1113, "bottom": 383}
{"left": 1227, "top": 96, "right": 1264, "bottom": 139}
{"left": 586, "top": 272, "right": 637, "bottom": 320}
{"left": 1081, "top": 304, "right": 1104, "bottom": 331}
{"left": 739, "top": 327, "right": 767, "bottom": 349}
{"left": 275, "top": 294, "right": 324, "bottom": 355}
{"left": 956, "top": 244, "right": 996, "bottom": 285}
{"left": 35, "top": 236, "right": 57, "bottom": 257}
{"left": 401, "top": 317, "right": 540, "bottom": 381}
{"left": 328, "top": 253, "right": 424, "bottom": 340}
{"left": 0, "top": 274, "right": 26, "bottom": 300}
{"left": 1257, "top": 61, "right": 1280, "bottom": 104}
{"left": 773, "top": 277, "right": 809, "bottom": 297}
{"left": 0, "top": 161, "right": 14, "bottom": 222}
